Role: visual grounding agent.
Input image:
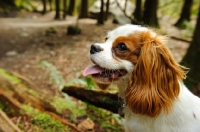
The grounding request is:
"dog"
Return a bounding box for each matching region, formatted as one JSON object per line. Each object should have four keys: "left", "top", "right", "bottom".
{"left": 83, "top": 24, "right": 200, "bottom": 132}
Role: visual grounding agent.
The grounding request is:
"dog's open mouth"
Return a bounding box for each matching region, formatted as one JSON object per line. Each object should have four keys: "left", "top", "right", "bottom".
{"left": 82, "top": 65, "right": 127, "bottom": 81}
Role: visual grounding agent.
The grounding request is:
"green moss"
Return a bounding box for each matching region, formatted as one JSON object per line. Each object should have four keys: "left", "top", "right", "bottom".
{"left": 86, "top": 104, "right": 123, "bottom": 131}
{"left": 22, "top": 105, "right": 69, "bottom": 132}
{"left": 101, "top": 122, "right": 121, "bottom": 132}
{"left": 17, "top": 123, "right": 24, "bottom": 129}
{"left": 38, "top": 60, "right": 66, "bottom": 90}
{"left": 0, "top": 68, "right": 21, "bottom": 84}
{"left": 0, "top": 68, "right": 41, "bottom": 98}
{"left": 27, "top": 89, "right": 40, "bottom": 98}
{"left": 50, "top": 97, "right": 86, "bottom": 117}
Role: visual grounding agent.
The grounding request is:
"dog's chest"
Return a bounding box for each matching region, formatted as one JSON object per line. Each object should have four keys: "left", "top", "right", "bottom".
{"left": 123, "top": 106, "right": 200, "bottom": 132}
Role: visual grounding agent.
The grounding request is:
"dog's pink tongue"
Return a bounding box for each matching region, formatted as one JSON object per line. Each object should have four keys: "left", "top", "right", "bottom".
{"left": 82, "top": 66, "right": 104, "bottom": 77}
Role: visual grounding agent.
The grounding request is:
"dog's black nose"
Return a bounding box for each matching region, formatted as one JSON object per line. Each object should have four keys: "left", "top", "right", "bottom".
{"left": 90, "top": 44, "right": 102, "bottom": 54}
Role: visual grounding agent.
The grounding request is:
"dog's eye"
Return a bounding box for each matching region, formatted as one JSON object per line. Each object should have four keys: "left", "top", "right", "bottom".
{"left": 104, "top": 37, "right": 108, "bottom": 41}
{"left": 117, "top": 43, "right": 127, "bottom": 52}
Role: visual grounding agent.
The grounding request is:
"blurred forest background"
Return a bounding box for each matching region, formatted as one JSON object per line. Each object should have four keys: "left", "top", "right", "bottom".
{"left": 0, "top": 0, "right": 199, "bottom": 131}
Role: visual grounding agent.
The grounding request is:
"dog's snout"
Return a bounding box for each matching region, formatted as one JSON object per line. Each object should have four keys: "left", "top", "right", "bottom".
{"left": 90, "top": 44, "right": 102, "bottom": 54}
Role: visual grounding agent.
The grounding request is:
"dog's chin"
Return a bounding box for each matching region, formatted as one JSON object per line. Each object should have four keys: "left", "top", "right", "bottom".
{"left": 90, "top": 67, "right": 128, "bottom": 90}
{"left": 95, "top": 83, "right": 111, "bottom": 90}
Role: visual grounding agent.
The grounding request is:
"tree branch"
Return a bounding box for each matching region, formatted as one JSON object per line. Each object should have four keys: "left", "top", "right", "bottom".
{"left": 0, "top": 109, "right": 22, "bottom": 132}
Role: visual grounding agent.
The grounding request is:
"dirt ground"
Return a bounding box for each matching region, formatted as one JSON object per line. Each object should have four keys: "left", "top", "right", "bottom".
{"left": 0, "top": 12, "right": 189, "bottom": 100}
{"left": 0, "top": 12, "right": 111, "bottom": 96}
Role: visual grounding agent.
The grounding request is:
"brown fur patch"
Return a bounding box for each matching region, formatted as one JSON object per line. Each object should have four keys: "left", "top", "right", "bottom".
{"left": 112, "top": 32, "right": 143, "bottom": 64}
{"left": 113, "top": 31, "right": 188, "bottom": 117}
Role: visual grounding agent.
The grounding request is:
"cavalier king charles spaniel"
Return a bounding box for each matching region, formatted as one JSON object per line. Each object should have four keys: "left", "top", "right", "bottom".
{"left": 83, "top": 24, "right": 200, "bottom": 132}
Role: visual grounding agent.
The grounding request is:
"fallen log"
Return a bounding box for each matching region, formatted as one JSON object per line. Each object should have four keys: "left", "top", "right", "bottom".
{"left": 0, "top": 71, "right": 82, "bottom": 132}
{"left": 62, "top": 86, "right": 120, "bottom": 113}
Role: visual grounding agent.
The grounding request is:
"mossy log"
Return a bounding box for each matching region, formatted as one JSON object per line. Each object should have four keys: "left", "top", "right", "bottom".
{"left": 62, "top": 87, "right": 120, "bottom": 113}
{"left": 0, "top": 72, "right": 82, "bottom": 132}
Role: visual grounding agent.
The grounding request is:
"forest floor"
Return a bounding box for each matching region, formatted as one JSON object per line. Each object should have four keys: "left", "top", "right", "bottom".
{"left": 0, "top": 11, "right": 191, "bottom": 132}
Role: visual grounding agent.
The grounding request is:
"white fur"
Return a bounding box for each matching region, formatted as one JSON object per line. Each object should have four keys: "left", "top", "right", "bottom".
{"left": 90, "top": 24, "right": 200, "bottom": 132}
{"left": 124, "top": 83, "right": 200, "bottom": 132}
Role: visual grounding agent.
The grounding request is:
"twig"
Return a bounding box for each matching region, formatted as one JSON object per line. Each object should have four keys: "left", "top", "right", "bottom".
{"left": 0, "top": 109, "right": 22, "bottom": 132}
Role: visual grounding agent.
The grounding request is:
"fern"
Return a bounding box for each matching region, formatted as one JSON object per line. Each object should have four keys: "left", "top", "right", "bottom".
{"left": 38, "top": 60, "right": 66, "bottom": 90}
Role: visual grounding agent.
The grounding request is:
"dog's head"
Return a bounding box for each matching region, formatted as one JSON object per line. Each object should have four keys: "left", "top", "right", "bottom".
{"left": 83, "top": 24, "right": 187, "bottom": 117}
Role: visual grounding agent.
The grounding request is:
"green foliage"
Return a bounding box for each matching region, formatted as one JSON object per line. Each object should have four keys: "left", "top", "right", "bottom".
{"left": 83, "top": 76, "right": 98, "bottom": 90}
{"left": 17, "top": 123, "right": 24, "bottom": 130}
{"left": 159, "top": 0, "right": 182, "bottom": 17}
{"left": 65, "top": 78, "right": 87, "bottom": 87}
{"left": 38, "top": 60, "right": 122, "bottom": 130}
{"left": 15, "top": 0, "right": 36, "bottom": 11}
{"left": 101, "top": 122, "right": 121, "bottom": 132}
{"left": 39, "top": 60, "right": 66, "bottom": 90}
{"left": 159, "top": 0, "right": 199, "bottom": 17}
{"left": 181, "top": 21, "right": 195, "bottom": 37}
{"left": 191, "top": 0, "right": 200, "bottom": 16}
{"left": 86, "top": 104, "right": 123, "bottom": 131}
{"left": 22, "top": 105, "right": 70, "bottom": 132}
{"left": 39, "top": 60, "right": 98, "bottom": 90}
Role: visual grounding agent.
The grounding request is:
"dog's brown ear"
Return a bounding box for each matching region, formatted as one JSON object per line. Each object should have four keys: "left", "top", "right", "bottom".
{"left": 125, "top": 31, "right": 187, "bottom": 117}
{"left": 96, "top": 83, "right": 110, "bottom": 90}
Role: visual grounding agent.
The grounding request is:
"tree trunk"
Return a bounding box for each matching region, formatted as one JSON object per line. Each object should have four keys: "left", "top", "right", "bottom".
{"left": 79, "top": 0, "right": 88, "bottom": 18}
{"left": 143, "top": 0, "right": 159, "bottom": 27}
{"left": 97, "top": 0, "right": 104, "bottom": 25}
{"left": 49, "top": 0, "right": 53, "bottom": 11}
{"left": 54, "top": 0, "right": 60, "bottom": 19}
{"left": 42, "top": 0, "right": 47, "bottom": 14}
{"left": 63, "top": 0, "right": 67, "bottom": 19}
{"left": 181, "top": 6, "right": 200, "bottom": 91}
{"left": 67, "top": 0, "right": 76, "bottom": 15}
{"left": 133, "top": 0, "right": 142, "bottom": 21}
{"left": 174, "top": 0, "right": 193, "bottom": 28}
{"left": 0, "top": 0, "right": 16, "bottom": 9}
{"left": 105, "top": 0, "right": 110, "bottom": 20}
{"left": 5, "top": 0, "right": 16, "bottom": 7}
